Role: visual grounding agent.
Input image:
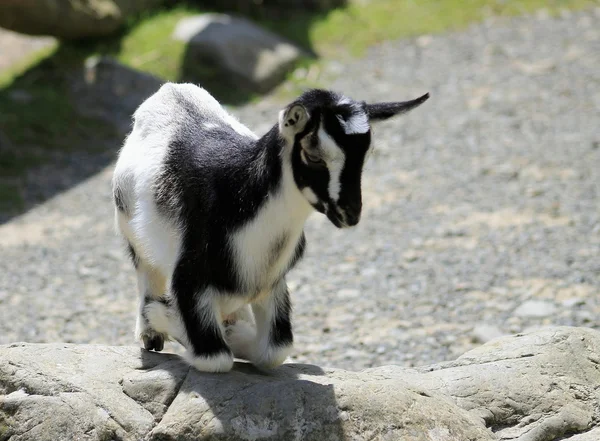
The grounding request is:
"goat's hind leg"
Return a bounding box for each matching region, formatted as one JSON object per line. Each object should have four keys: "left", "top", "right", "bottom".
{"left": 130, "top": 244, "right": 169, "bottom": 352}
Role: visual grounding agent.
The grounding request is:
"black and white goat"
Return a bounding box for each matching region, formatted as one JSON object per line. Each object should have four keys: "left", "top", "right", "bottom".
{"left": 112, "top": 83, "right": 428, "bottom": 372}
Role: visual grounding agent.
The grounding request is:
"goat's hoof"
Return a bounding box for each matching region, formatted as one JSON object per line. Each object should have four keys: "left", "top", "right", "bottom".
{"left": 142, "top": 331, "right": 165, "bottom": 352}
{"left": 224, "top": 319, "right": 256, "bottom": 361}
{"left": 252, "top": 344, "right": 294, "bottom": 369}
{"left": 184, "top": 350, "right": 234, "bottom": 373}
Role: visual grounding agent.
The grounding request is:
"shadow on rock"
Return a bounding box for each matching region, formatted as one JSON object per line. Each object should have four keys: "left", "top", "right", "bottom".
{"left": 133, "top": 349, "right": 344, "bottom": 440}
{"left": 0, "top": 35, "right": 163, "bottom": 224}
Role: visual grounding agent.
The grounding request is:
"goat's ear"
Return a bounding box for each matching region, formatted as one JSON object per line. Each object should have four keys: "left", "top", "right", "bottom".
{"left": 366, "top": 93, "right": 429, "bottom": 122}
{"left": 279, "top": 103, "right": 309, "bottom": 139}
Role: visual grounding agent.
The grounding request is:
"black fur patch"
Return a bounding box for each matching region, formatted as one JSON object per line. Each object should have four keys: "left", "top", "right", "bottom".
{"left": 153, "top": 97, "right": 284, "bottom": 294}
{"left": 268, "top": 233, "right": 289, "bottom": 268}
{"left": 127, "top": 242, "right": 139, "bottom": 269}
{"left": 287, "top": 233, "right": 306, "bottom": 272}
{"left": 269, "top": 287, "right": 293, "bottom": 347}
{"left": 114, "top": 185, "right": 127, "bottom": 213}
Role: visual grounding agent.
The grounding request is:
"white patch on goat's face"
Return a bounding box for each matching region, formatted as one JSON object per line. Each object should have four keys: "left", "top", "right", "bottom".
{"left": 317, "top": 128, "right": 345, "bottom": 202}
{"left": 336, "top": 96, "right": 369, "bottom": 134}
{"left": 336, "top": 112, "right": 369, "bottom": 135}
{"left": 337, "top": 96, "right": 352, "bottom": 106}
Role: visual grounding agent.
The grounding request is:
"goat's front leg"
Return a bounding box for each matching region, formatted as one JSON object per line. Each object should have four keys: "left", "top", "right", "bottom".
{"left": 169, "top": 257, "right": 234, "bottom": 372}
{"left": 249, "top": 279, "right": 294, "bottom": 368}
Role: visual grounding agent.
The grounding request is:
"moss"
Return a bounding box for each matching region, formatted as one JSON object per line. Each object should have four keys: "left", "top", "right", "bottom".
{"left": 0, "top": 411, "right": 14, "bottom": 441}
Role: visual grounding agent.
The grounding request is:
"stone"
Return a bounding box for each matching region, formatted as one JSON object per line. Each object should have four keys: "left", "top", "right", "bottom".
{"left": 513, "top": 299, "right": 558, "bottom": 317}
{"left": 173, "top": 14, "right": 303, "bottom": 93}
{"left": 562, "top": 297, "right": 586, "bottom": 308}
{"left": 471, "top": 323, "right": 504, "bottom": 343}
{"left": 2, "top": 327, "right": 600, "bottom": 440}
{"left": 0, "top": 0, "right": 163, "bottom": 39}
{"left": 68, "top": 56, "right": 163, "bottom": 137}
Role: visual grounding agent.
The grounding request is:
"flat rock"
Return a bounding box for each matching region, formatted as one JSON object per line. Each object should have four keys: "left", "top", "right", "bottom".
{"left": 173, "top": 14, "right": 303, "bottom": 93}
{"left": 2, "top": 326, "right": 600, "bottom": 440}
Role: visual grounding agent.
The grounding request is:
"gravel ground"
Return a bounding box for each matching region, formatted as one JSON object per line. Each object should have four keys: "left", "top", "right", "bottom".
{"left": 1, "top": 9, "right": 599, "bottom": 371}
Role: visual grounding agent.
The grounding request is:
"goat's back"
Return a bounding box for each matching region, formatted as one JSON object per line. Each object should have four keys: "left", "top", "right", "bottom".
{"left": 112, "top": 83, "right": 257, "bottom": 270}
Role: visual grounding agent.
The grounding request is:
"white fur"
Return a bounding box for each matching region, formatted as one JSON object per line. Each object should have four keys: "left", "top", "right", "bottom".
{"left": 318, "top": 128, "right": 346, "bottom": 202}
{"left": 134, "top": 264, "right": 167, "bottom": 340}
{"left": 231, "top": 157, "right": 312, "bottom": 292}
{"left": 336, "top": 96, "right": 370, "bottom": 134}
{"left": 253, "top": 343, "right": 294, "bottom": 368}
{"left": 302, "top": 187, "right": 319, "bottom": 205}
{"left": 145, "top": 301, "right": 189, "bottom": 347}
{"left": 244, "top": 280, "right": 294, "bottom": 368}
{"left": 337, "top": 96, "right": 352, "bottom": 106}
{"left": 337, "top": 113, "right": 369, "bottom": 135}
{"left": 184, "top": 351, "right": 234, "bottom": 373}
{"left": 225, "top": 319, "right": 258, "bottom": 361}
{"left": 278, "top": 105, "right": 309, "bottom": 147}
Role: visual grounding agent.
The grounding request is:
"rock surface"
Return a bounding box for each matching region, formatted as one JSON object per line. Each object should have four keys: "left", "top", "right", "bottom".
{"left": 0, "top": 0, "right": 163, "bottom": 39}
{"left": 173, "top": 14, "right": 303, "bottom": 93}
{"left": 1, "top": 326, "right": 599, "bottom": 440}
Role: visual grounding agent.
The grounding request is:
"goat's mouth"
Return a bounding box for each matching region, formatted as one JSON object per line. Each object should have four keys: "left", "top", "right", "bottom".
{"left": 326, "top": 208, "right": 351, "bottom": 229}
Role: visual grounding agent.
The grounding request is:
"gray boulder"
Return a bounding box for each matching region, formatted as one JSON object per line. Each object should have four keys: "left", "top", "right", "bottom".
{"left": 0, "top": 0, "right": 163, "bottom": 39}
{"left": 68, "top": 56, "right": 163, "bottom": 137}
{"left": 1, "top": 327, "right": 599, "bottom": 440}
{"left": 173, "top": 14, "right": 304, "bottom": 93}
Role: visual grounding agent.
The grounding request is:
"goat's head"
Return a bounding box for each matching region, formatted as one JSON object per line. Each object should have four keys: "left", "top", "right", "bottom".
{"left": 279, "top": 89, "right": 429, "bottom": 228}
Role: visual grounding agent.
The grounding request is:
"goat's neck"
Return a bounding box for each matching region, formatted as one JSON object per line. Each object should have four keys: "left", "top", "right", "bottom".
{"left": 252, "top": 124, "right": 314, "bottom": 227}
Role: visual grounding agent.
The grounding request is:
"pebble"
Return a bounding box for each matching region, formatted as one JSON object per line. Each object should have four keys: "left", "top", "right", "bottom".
{"left": 513, "top": 301, "right": 558, "bottom": 318}
{"left": 561, "top": 298, "right": 586, "bottom": 308}
{"left": 472, "top": 324, "right": 504, "bottom": 343}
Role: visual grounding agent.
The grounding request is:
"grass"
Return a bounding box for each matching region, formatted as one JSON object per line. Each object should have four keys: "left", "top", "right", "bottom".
{"left": 0, "top": 0, "right": 598, "bottom": 217}
{"left": 262, "top": 0, "right": 599, "bottom": 58}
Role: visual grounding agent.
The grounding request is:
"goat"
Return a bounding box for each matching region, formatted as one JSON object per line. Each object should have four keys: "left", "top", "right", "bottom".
{"left": 112, "top": 83, "right": 428, "bottom": 372}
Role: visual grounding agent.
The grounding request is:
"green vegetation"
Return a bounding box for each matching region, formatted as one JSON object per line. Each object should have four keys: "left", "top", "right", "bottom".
{"left": 0, "top": 0, "right": 598, "bottom": 216}
{"left": 263, "top": 0, "right": 599, "bottom": 58}
{"left": 4, "top": 0, "right": 598, "bottom": 88}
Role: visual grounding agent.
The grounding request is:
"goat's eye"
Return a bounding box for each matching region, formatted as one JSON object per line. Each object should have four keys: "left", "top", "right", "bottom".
{"left": 304, "top": 151, "right": 324, "bottom": 165}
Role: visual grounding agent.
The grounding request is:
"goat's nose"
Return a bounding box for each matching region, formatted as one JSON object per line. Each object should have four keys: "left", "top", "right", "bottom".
{"left": 342, "top": 202, "right": 362, "bottom": 225}
{"left": 344, "top": 202, "right": 362, "bottom": 218}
